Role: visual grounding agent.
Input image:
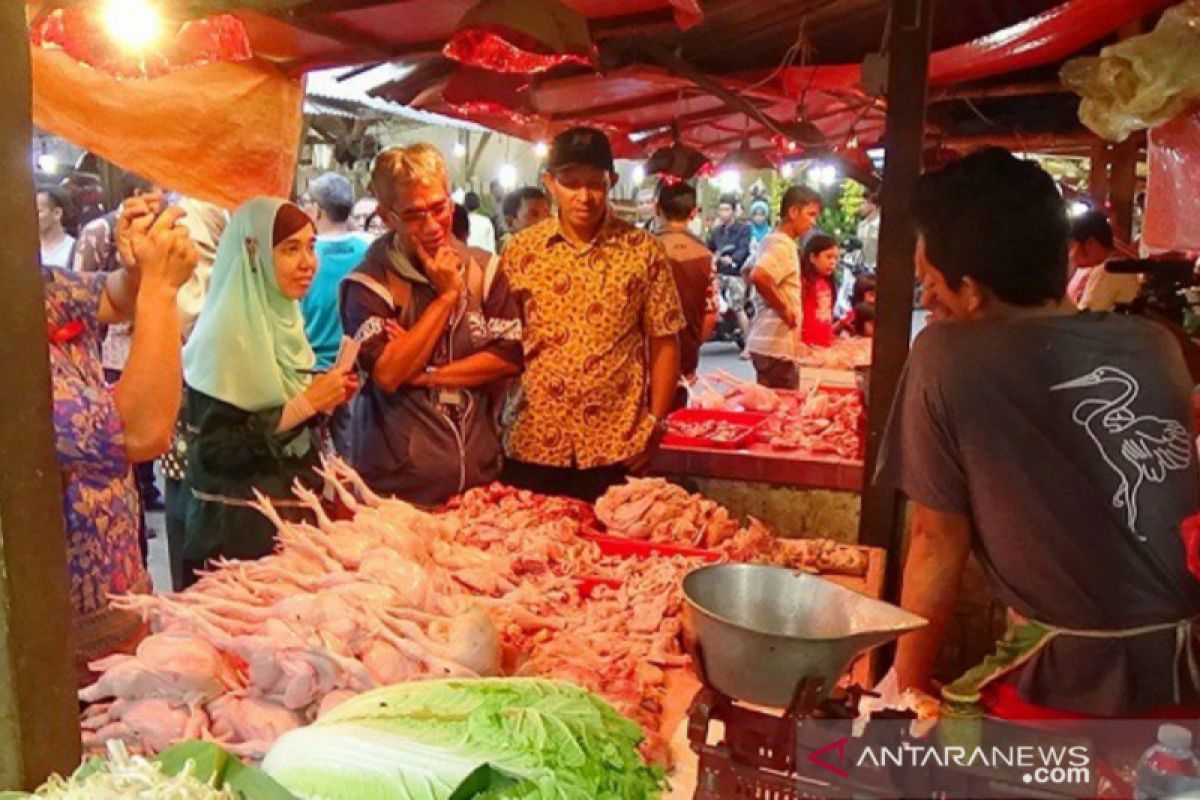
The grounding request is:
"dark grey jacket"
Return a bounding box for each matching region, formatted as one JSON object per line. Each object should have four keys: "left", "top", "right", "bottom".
{"left": 339, "top": 236, "right": 521, "bottom": 506}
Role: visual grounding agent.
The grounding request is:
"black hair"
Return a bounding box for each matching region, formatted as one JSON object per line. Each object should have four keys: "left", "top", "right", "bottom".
{"left": 40, "top": 186, "right": 72, "bottom": 215}
{"left": 656, "top": 181, "right": 697, "bottom": 222}
{"left": 308, "top": 172, "right": 355, "bottom": 223}
{"left": 1070, "top": 210, "right": 1114, "bottom": 250}
{"left": 120, "top": 172, "right": 155, "bottom": 201}
{"left": 851, "top": 302, "right": 875, "bottom": 336}
{"left": 365, "top": 210, "right": 382, "bottom": 233}
{"left": 801, "top": 233, "right": 838, "bottom": 281}
{"left": 780, "top": 185, "right": 821, "bottom": 219}
{"left": 502, "top": 186, "right": 547, "bottom": 221}
{"left": 717, "top": 193, "right": 739, "bottom": 209}
{"left": 463, "top": 191, "right": 482, "bottom": 213}
{"left": 452, "top": 204, "right": 470, "bottom": 240}
{"left": 912, "top": 147, "right": 1069, "bottom": 306}
{"left": 851, "top": 275, "right": 876, "bottom": 306}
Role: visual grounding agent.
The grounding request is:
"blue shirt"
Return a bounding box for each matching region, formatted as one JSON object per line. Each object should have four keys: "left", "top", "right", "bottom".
{"left": 302, "top": 233, "right": 370, "bottom": 369}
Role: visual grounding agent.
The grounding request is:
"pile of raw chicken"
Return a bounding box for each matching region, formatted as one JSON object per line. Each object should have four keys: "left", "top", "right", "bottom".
{"left": 695, "top": 372, "right": 864, "bottom": 460}
{"left": 83, "top": 465, "right": 869, "bottom": 766}
{"left": 795, "top": 337, "right": 872, "bottom": 370}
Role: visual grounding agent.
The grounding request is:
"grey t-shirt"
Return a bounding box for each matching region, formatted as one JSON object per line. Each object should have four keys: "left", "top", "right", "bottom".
{"left": 877, "top": 312, "right": 1200, "bottom": 715}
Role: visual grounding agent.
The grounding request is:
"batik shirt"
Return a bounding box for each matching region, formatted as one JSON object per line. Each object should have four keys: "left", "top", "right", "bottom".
{"left": 500, "top": 215, "right": 685, "bottom": 468}
{"left": 44, "top": 266, "right": 149, "bottom": 664}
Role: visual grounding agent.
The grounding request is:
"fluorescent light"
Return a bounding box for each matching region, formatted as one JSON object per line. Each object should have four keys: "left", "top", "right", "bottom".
{"left": 36, "top": 154, "right": 59, "bottom": 174}
{"left": 497, "top": 163, "right": 518, "bottom": 190}
{"left": 631, "top": 163, "right": 646, "bottom": 185}
{"left": 813, "top": 163, "right": 839, "bottom": 187}
{"left": 717, "top": 169, "right": 741, "bottom": 193}
{"left": 533, "top": 140, "right": 549, "bottom": 159}
{"left": 102, "top": 0, "right": 164, "bottom": 53}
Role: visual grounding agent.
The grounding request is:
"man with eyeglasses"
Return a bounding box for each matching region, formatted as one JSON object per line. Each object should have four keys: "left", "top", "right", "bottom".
{"left": 499, "top": 127, "right": 684, "bottom": 501}
{"left": 339, "top": 143, "right": 522, "bottom": 506}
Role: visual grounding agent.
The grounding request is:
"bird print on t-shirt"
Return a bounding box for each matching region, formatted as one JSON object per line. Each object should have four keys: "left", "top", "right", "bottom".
{"left": 1053, "top": 366, "right": 1192, "bottom": 539}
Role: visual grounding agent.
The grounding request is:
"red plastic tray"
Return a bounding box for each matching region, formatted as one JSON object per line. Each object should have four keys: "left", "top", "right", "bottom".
{"left": 582, "top": 531, "right": 722, "bottom": 562}
{"left": 573, "top": 575, "right": 623, "bottom": 598}
{"left": 663, "top": 409, "right": 770, "bottom": 450}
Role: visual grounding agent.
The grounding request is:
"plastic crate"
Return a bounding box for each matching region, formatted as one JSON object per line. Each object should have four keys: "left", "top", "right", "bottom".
{"left": 664, "top": 409, "right": 769, "bottom": 450}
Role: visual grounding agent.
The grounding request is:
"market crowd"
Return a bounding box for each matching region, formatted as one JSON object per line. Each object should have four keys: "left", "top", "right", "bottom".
{"left": 36, "top": 127, "right": 1200, "bottom": 722}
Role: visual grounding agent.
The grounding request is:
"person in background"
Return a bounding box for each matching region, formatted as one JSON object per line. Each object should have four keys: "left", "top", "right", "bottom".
{"left": 746, "top": 186, "right": 822, "bottom": 388}
{"left": 1072, "top": 211, "right": 1138, "bottom": 312}
{"left": 635, "top": 186, "right": 658, "bottom": 232}
{"left": 800, "top": 234, "right": 839, "bottom": 347}
{"left": 350, "top": 196, "right": 379, "bottom": 235}
{"left": 47, "top": 195, "right": 198, "bottom": 680}
{"left": 707, "top": 193, "right": 753, "bottom": 357}
{"left": 74, "top": 173, "right": 164, "bottom": 521}
{"left": 851, "top": 302, "right": 875, "bottom": 337}
{"left": 181, "top": 199, "right": 358, "bottom": 585}
{"left": 38, "top": 187, "right": 76, "bottom": 268}
{"left": 502, "top": 186, "right": 551, "bottom": 238}
{"left": 835, "top": 274, "right": 876, "bottom": 337}
{"left": 500, "top": 126, "right": 683, "bottom": 501}
{"left": 340, "top": 145, "right": 522, "bottom": 506}
{"left": 879, "top": 147, "right": 1200, "bottom": 719}
{"left": 162, "top": 198, "right": 228, "bottom": 591}
{"left": 297, "top": 189, "right": 319, "bottom": 223}
{"left": 857, "top": 194, "right": 881, "bottom": 271}
{"left": 748, "top": 199, "right": 772, "bottom": 254}
{"left": 463, "top": 191, "right": 497, "bottom": 254}
{"left": 299, "top": 173, "right": 369, "bottom": 457}
{"left": 656, "top": 180, "right": 718, "bottom": 409}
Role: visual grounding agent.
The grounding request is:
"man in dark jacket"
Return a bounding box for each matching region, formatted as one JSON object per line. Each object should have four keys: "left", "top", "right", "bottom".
{"left": 339, "top": 143, "right": 522, "bottom": 506}
{"left": 707, "top": 193, "right": 752, "bottom": 352}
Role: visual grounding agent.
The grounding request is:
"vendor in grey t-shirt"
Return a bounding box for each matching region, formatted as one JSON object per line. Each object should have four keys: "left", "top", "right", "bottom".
{"left": 877, "top": 148, "right": 1200, "bottom": 717}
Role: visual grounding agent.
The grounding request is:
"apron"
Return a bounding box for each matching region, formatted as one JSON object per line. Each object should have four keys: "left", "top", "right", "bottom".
{"left": 942, "top": 611, "right": 1200, "bottom": 714}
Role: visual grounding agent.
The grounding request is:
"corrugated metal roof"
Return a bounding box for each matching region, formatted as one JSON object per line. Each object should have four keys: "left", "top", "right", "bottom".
{"left": 305, "top": 65, "right": 486, "bottom": 130}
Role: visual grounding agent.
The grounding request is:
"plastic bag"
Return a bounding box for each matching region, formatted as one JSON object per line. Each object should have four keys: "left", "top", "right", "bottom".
{"left": 1060, "top": 0, "right": 1200, "bottom": 141}
{"left": 1143, "top": 108, "right": 1200, "bottom": 252}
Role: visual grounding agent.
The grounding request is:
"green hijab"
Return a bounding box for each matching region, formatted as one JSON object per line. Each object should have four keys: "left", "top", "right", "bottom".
{"left": 183, "top": 197, "right": 315, "bottom": 412}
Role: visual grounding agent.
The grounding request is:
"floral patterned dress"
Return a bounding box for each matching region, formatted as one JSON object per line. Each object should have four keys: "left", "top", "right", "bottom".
{"left": 44, "top": 266, "right": 149, "bottom": 678}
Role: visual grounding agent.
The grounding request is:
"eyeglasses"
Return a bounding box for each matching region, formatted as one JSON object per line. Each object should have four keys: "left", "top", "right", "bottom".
{"left": 393, "top": 197, "right": 451, "bottom": 226}
{"left": 551, "top": 171, "right": 611, "bottom": 192}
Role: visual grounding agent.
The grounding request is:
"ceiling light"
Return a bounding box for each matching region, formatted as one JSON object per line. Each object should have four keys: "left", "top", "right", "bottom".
{"left": 631, "top": 163, "right": 646, "bottom": 185}
{"left": 498, "top": 163, "right": 518, "bottom": 190}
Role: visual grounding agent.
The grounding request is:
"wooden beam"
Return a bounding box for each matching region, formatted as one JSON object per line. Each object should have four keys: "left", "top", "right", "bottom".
{"left": 631, "top": 99, "right": 775, "bottom": 134}
{"left": 930, "top": 79, "right": 1065, "bottom": 102}
{"left": 0, "top": 0, "right": 81, "bottom": 789}
{"left": 932, "top": 130, "right": 1099, "bottom": 150}
{"left": 857, "top": 0, "right": 935, "bottom": 597}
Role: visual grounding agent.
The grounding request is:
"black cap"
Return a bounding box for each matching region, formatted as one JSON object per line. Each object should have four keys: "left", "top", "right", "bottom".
{"left": 548, "top": 126, "right": 614, "bottom": 173}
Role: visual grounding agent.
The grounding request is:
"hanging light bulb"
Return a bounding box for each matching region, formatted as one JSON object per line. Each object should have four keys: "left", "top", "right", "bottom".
{"left": 102, "top": 0, "right": 164, "bottom": 53}
{"left": 631, "top": 163, "right": 646, "bottom": 185}
{"left": 453, "top": 141, "right": 468, "bottom": 158}
{"left": 498, "top": 163, "right": 518, "bottom": 190}
{"left": 533, "top": 140, "right": 549, "bottom": 159}
{"left": 717, "top": 169, "right": 741, "bottom": 193}
{"left": 780, "top": 162, "right": 795, "bottom": 180}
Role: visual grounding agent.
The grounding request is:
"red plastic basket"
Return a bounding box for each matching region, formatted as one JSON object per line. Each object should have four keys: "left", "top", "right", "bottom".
{"left": 663, "top": 409, "right": 769, "bottom": 450}
{"left": 582, "top": 531, "right": 723, "bottom": 562}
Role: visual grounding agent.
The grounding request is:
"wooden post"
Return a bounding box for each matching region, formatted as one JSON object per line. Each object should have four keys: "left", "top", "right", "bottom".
{"left": 1089, "top": 141, "right": 1110, "bottom": 209}
{"left": 0, "top": 2, "right": 82, "bottom": 789}
{"left": 857, "top": 0, "right": 935, "bottom": 597}
{"left": 1109, "top": 134, "right": 1139, "bottom": 244}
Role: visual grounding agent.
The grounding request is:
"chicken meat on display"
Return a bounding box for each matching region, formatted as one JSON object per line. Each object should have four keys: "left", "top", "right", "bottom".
{"left": 82, "top": 461, "right": 868, "bottom": 769}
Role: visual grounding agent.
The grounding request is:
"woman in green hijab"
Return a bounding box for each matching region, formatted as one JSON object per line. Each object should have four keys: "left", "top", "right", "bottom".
{"left": 180, "top": 198, "right": 357, "bottom": 584}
